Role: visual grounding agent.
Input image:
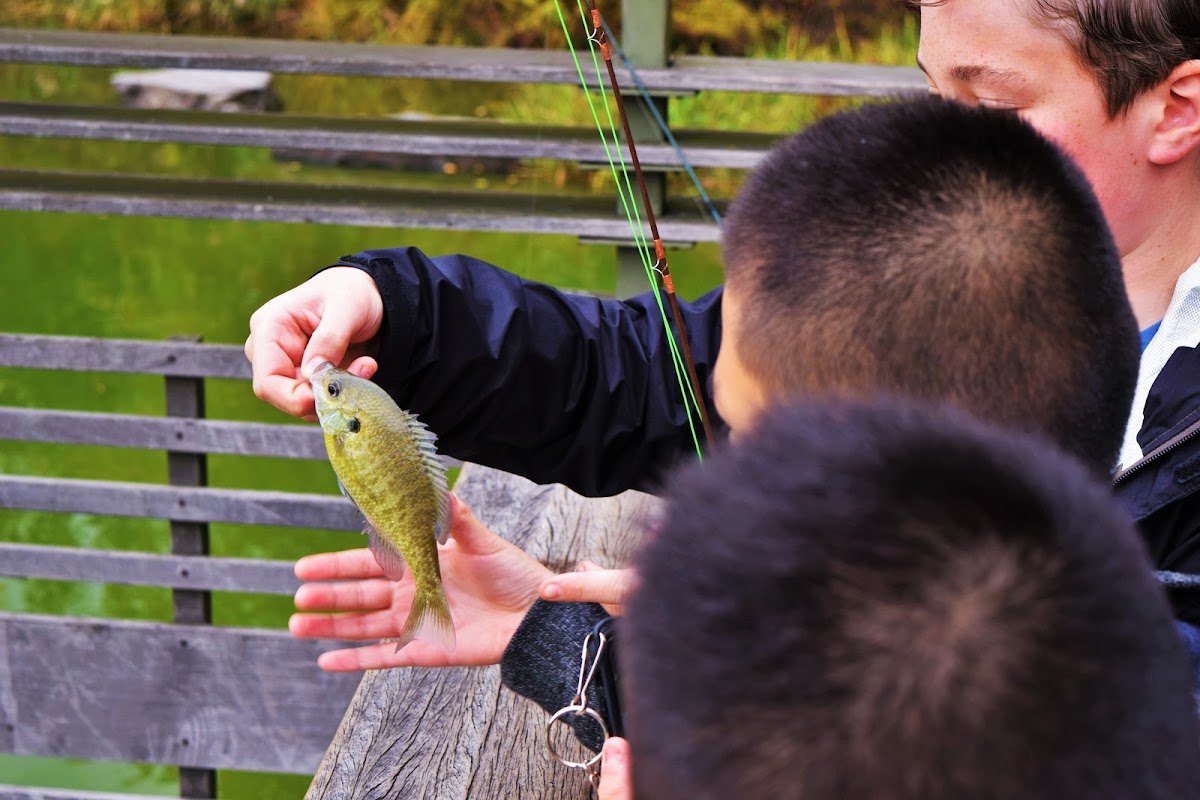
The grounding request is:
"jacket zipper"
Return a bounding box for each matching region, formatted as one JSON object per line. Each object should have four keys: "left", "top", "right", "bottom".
{"left": 1113, "top": 417, "right": 1200, "bottom": 485}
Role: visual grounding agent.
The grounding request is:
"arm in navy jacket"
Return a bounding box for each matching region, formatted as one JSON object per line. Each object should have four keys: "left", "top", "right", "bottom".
{"left": 336, "top": 247, "right": 726, "bottom": 497}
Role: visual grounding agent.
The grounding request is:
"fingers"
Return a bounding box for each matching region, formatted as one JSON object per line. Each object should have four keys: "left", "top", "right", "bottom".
{"left": 295, "top": 548, "right": 384, "bottom": 581}
{"left": 289, "top": 609, "right": 399, "bottom": 641}
{"left": 299, "top": 269, "right": 384, "bottom": 377}
{"left": 597, "top": 737, "right": 633, "bottom": 800}
{"left": 313, "top": 640, "right": 457, "bottom": 672}
{"left": 540, "top": 565, "right": 635, "bottom": 609}
{"left": 246, "top": 267, "right": 382, "bottom": 418}
{"left": 345, "top": 355, "right": 379, "bottom": 380}
{"left": 247, "top": 311, "right": 315, "bottom": 419}
{"left": 293, "top": 578, "right": 396, "bottom": 612}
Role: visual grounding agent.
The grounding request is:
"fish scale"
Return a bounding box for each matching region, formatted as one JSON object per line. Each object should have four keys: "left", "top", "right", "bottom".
{"left": 310, "top": 361, "right": 455, "bottom": 652}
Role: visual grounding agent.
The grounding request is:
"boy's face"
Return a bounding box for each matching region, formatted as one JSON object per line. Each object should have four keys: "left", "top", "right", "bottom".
{"left": 713, "top": 285, "right": 770, "bottom": 438}
{"left": 917, "top": 0, "right": 1155, "bottom": 258}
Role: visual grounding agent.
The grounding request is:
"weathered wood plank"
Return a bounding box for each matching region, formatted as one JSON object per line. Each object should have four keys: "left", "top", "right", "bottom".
{"left": 0, "top": 475, "right": 359, "bottom": 530}
{"left": 0, "top": 28, "right": 925, "bottom": 96}
{"left": 0, "top": 406, "right": 328, "bottom": 459}
{"left": 306, "top": 463, "right": 661, "bottom": 800}
{"left": 0, "top": 334, "right": 248, "bottom": 378}
{"left": 0, "top": 169, "right": 720, "bottom": 243}
{"left": 0, "top": 543, "right": 300, "bottom": 595}
{"left": 0, "top": 786, "right": 185, "bottom": 800}
{"left": 0, "top": 613, "right": 360, "bottom": 773}
{"left": 0, "top": 102, "right": 776, "bottom": 170}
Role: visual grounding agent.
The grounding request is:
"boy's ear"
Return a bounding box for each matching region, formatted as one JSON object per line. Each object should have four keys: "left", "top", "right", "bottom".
{"left": 1148, "top": 60, "right": 1200, "bottom": 166}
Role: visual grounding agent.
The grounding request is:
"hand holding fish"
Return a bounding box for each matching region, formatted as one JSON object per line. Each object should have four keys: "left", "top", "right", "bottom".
{"left": 245, "top": 267, "right": 384, "bottom": 420}
{"left": 289, "top": 495, "right": 553, "bottom": 671}
{"left": 540, "top": 562, "right": 634, "bottom": 616}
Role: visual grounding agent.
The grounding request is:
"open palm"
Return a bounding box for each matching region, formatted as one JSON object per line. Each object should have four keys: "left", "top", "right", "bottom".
{"left": 289, "top": 495, "right": 552, "bottom": 671}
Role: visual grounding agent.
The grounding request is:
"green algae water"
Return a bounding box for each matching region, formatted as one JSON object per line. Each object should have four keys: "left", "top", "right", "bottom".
{"left": 0, "top": 58, "right": 723, "bottom": 796}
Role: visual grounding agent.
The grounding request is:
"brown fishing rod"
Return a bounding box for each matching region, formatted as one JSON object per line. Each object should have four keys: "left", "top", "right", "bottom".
{"left": 582, "top": 1, "right": 717, "bottom": 450}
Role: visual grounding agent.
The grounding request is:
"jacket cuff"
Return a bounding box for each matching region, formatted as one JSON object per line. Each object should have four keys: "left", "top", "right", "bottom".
{"left": 500, "top": 599, "right": 612, "bottom": 753}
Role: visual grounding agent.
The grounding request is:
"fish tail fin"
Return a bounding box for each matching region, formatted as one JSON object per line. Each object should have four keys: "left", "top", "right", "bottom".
{"left": 395, "top": 585, "right": 456, "bottom": 653}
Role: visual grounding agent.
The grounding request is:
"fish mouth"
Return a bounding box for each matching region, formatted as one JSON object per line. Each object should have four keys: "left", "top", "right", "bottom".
{"left": 308, "top": 360, "right": 336, "bottom": 385}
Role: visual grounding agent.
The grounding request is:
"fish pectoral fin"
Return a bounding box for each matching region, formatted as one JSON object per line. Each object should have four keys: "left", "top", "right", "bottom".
{"left": 434, "top": 488, "right": 452, "bottom": 546}
{"left": 366, "top": 524, "right": 408, "bottom": 582}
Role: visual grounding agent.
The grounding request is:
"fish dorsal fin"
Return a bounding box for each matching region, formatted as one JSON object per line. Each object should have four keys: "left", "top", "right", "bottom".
{"left": 405, "top": 412, "right": 452, "bottom": 545}
{"left": 366, "top": 518, "right": 408, "bottom": 582}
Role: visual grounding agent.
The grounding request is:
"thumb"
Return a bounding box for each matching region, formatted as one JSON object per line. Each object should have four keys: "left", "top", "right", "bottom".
{"left": 446, "top": 495, "right": 505, "bottom": 553}
{"left": 540, "top": 567, "right": 634, "bottom": 610}
{"left": 598, "top": 737, "right": 634, "bottom": 800}
{"left": 301, "top": 301, "right": 362, "bottom": 378}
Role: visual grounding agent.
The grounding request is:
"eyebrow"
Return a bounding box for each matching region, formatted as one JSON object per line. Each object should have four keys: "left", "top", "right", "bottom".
{"left": 916, "top": 57, "right": 1028, "bottom": 89}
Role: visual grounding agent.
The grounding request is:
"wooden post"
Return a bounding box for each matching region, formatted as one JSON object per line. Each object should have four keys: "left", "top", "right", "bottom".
{"left": 615, "top": 0, "right": 673, "bottom": 299}
{"left": 165, "top": 335, "right": 216, "bottom": 799}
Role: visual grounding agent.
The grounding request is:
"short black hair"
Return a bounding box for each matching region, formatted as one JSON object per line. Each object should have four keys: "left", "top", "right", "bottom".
{"left": 722, "top": 96, "right": 1139, "bottom": 473}
{"left": 624, "top": 398, "right": 1199, "bottom": 800}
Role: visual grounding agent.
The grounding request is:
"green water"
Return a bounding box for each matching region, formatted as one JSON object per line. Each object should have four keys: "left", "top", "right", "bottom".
{"left": 0, "top": 58, "right": 725, "bottom": 796}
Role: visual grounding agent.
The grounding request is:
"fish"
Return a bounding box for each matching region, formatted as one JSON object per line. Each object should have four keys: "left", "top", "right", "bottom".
{"left": 309, "top": 361, "right": 455, "bottom": 652}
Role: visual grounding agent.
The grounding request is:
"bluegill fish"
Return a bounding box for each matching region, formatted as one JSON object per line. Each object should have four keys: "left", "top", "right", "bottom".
{"left": 310, "top": 362, "right": 455, "bottom": 652}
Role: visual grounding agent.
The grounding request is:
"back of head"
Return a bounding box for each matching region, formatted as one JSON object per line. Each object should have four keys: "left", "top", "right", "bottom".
{"left": 624, "top": 398, "right": 1199, "bottom": 800}
{"left": 721, "top": 97, "right": 1139, "bottom": 472}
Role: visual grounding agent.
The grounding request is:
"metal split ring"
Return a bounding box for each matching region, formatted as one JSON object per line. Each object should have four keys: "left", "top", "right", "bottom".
{"left": 545, "top": 704, "right": 609, "bottom": 771}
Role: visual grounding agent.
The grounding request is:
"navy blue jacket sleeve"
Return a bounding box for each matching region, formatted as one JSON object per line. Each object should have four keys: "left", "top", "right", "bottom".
{"left": 333, "top": 246, "right": 726, "bottom": 497}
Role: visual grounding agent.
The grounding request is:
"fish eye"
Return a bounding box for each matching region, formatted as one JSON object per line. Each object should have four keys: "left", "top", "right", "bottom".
{"left": 347, "top": 417, "right": 361, "bottom": 433}
{"left": 327, "top": 380, "right": 341, "bottom": 399}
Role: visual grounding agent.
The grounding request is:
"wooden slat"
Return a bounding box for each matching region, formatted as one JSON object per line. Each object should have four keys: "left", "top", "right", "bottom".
{"left": 0, "top": 102, "right": 776, "bottom": 170}
{"left": 307, "top": 462, "right": 661, "bottom": 799}
{"left": 0, "top": 334, "right": 248, "bottom": 378}
{"left": 0, "top": 28, "right": 926, "bottom": 97}
{"left": 0, "top": 168, "right": 720, "bottom": 243}
{"left": 0, "top": 475, "right": 359, "bottom": 530}
{"left": 0, "top": 543, "right": 300, "bottom": 594}
{"left": 0, "top": 406, "right": 327, "bottom": 459}
{"left": 0, "top": 786, "right": 185, "bottom": 800}
{"left": 0, "top": 612, "right": 360, "bottom": 773}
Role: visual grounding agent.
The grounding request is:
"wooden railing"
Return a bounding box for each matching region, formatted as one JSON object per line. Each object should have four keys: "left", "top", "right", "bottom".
{"left": 0, "top": 334, "right": 363, "bottom": 798}
{"left": 0, "top": 19, "right": 924, "bottom": 293}
{"left": 1, "top": 11, "right": 925, "bottom": 797}
{"left": 0, "top": 332, "right": 658, "bottom": 800}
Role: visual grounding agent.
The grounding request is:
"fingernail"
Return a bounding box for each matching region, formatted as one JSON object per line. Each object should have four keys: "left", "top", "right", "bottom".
{"left": 543, "top": 583, "right": 562, "bottom": 600}
{"left": 604, "top": 740, "right": 624, "bottom": 766}
{"left": 302, "top": 358, "right": 325, "bottom": 379}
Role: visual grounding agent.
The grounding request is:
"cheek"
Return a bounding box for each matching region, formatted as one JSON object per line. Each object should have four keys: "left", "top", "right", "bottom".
{"left": 1021, "top": 112, "right": 1142, "bottom": 252}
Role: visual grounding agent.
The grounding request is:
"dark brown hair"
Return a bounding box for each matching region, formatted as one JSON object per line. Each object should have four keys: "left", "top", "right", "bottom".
{"left": 721, "top": 96, "right": 1138, "bottom": 473}
{"left": 625, "top": 398, "right": 1200, "bottom": 800}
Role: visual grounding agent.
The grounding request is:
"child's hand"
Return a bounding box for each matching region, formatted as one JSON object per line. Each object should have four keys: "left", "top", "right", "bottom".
{"left": 539, "top": 562, "right": 635, "bottom": 616}
{"left": 288, "top": 495, "right": 551, "bottom": 671}
{"left": 598, "top": 738, "right": 634, "bottom": 800}
{"left": 245, "top": 267, "right": 384, "bottom": 421}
